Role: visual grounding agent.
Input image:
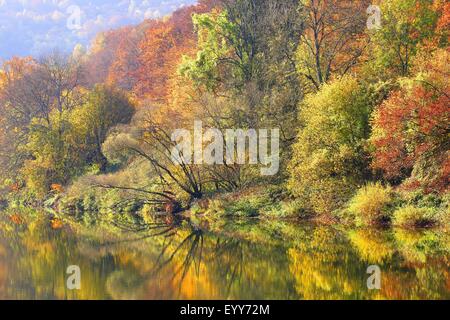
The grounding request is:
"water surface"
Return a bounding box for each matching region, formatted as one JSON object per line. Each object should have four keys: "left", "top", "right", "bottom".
{"left": 0, "top": 214, "right": 448, "bottom": 299}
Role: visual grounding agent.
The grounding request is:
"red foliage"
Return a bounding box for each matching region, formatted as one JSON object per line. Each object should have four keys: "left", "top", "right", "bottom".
{"left": 436, "top": 1, "right": 450, "bottom": 40}
{"left": 371, "top": 81, "right": 449, "bottom": 193}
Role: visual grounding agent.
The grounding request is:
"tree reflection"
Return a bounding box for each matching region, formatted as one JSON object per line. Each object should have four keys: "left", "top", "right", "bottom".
{"left": 0, "top": 212, "right": 448, "bottom": 300}
{"left": 212, "top": 238, "right": 244, "bottom": 298}
{"left": 153, "top": 224, "right": 205, "bottom": 286}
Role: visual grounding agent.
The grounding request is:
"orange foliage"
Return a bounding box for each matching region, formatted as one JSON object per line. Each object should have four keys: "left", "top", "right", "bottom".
{"left": 50, "top": 218, "right": 64, "bottom": 230}
{"left": 103, "top": 0, "right": 218, "bottom": 102}
{"left": 9, "top": 214, "right": 24, "bottom": 225}
{"left": 435, "top": 0, "right": 450, "bottom": 39}
{"left": 50, "top": 183, "right": 64, "bottom": 193}
{"left": 0, "top": 56, "right": 35, "bottom": 83}
{"left": 83, "top": 27, "right": 133, "bottom": 86}
{"left": 9, "top": 182, "right": 21, "bottom": 192}
{"left": 106, "top": 25, "right": 143, "bottom": 91}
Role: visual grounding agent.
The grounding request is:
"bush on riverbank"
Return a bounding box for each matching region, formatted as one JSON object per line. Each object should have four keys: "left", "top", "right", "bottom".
{"left": 346, "top": 183, "right": 395, "bottom": 226}
{"left": 392, "top": 206, "right": 441, "bottom": 228}
{"left": 339, "top": 184, "right": 448, "bottom": 229}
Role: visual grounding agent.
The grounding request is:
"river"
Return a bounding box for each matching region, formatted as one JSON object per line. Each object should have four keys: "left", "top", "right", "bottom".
{"left": 0, "top": 213, "right": 448, "bottom": 299}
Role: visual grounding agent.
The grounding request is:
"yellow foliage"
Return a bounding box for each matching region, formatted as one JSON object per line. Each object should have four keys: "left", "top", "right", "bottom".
{"left": 347, "top": 183, "right": 393, "bottom": 226}
{"left": 348, "top": 229, "right": 395, "bottom": 264}
{"left": 288, "top": 76, "right": 372, "bottom": 214}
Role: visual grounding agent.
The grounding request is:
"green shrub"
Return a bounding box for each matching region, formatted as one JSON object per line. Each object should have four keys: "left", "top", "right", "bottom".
{"left": 83, "top": 209, "right": 99, "bottom": 226}
{"left": 265, "top": 185, "right": 289, "bottom": 202}
{"left": 82, "top": 193, "right": 99, "bottom": 213}
{"left": 347, "top": 183, "right": 394, "bottom": 226}
{"left": 261, "top": 203, "right": 286, "bottom": 218}
{"left": 228, "top": 200, "right": 260, "bottom": 217}
{"left": 203, "top": 193, "right": 272, "bottom": 218}
{"left": 400, "top": 190, "right": 443, "bottom": 208}
{"left": 393, "top": 206, "right": 440, "bottom": 228}
{"left": 281, "top": 200, "right": 310, "bottom": 218}
{"left": 226, "top": 195, "right": 271, "bottom": 217}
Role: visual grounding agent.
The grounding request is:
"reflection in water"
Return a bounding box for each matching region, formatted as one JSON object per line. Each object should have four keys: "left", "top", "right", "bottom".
{"left": 0, "top": 213, "right": 448, "bottom": 300}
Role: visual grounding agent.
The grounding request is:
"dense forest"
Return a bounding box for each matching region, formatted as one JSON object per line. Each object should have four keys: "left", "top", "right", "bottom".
{"left": 0, "top": 0, "right": 448, "bottom": 230}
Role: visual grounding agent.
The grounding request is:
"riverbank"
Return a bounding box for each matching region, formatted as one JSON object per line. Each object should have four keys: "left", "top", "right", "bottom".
{"left": 2, "top": 182, "right": 448, "bottom": 233}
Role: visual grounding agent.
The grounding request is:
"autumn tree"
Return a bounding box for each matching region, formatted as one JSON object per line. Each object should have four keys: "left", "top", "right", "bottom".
{"left": 370, "top": 48, "right": 449, "bottom": 193}
{"left": 107, "top": 1, "right": 217, "bottom": 101}
{"left": 82, "top": 28, "right": 132, "bottom": 87}
{"left": 180, "top": 0, "right": 304, "bottom": 145}
{"left": 72, "top": 85, "right": 135, "bottom": 172}
{"left": 288, "top": 76, "right": 380, "bottom": 214}
{"left": 0, "top": 53, "right": 84, "bottom": 190}
{"left": 0, "top": 57, "right": 38, "bottom": 181}
{"left": 0, "top": 53, "right": 137, "bottom": 197}
{"left": 21, "top": 107, "right": 82, "bottom": 197}
{"left": 107, "top": 26, "right": 144, "bottom": 91}
{"left": 367, "top": 0, "right": 443, "bottom": 78}
{"left": 102, "top": 105, "right": 204, "bottom": 208}
{"left": 295, "top": 0, "right": 370, "bottom": 91}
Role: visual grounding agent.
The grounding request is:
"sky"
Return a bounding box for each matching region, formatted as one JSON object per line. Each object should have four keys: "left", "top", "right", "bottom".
{"left": 0, "top": 0, "right": 197, "bottom": 60}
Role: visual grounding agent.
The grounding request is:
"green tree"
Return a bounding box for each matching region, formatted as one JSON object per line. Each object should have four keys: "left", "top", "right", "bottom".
{"left": 179, "top": 1, "right": 303, "bottom": 129}
{"left": 367, "top": 0, "right": 441, "bottom": 78}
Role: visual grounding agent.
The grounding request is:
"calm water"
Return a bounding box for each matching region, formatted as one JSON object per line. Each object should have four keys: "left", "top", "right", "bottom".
{"left": 0, "top": 214, "right": 448, "bottom": 300}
